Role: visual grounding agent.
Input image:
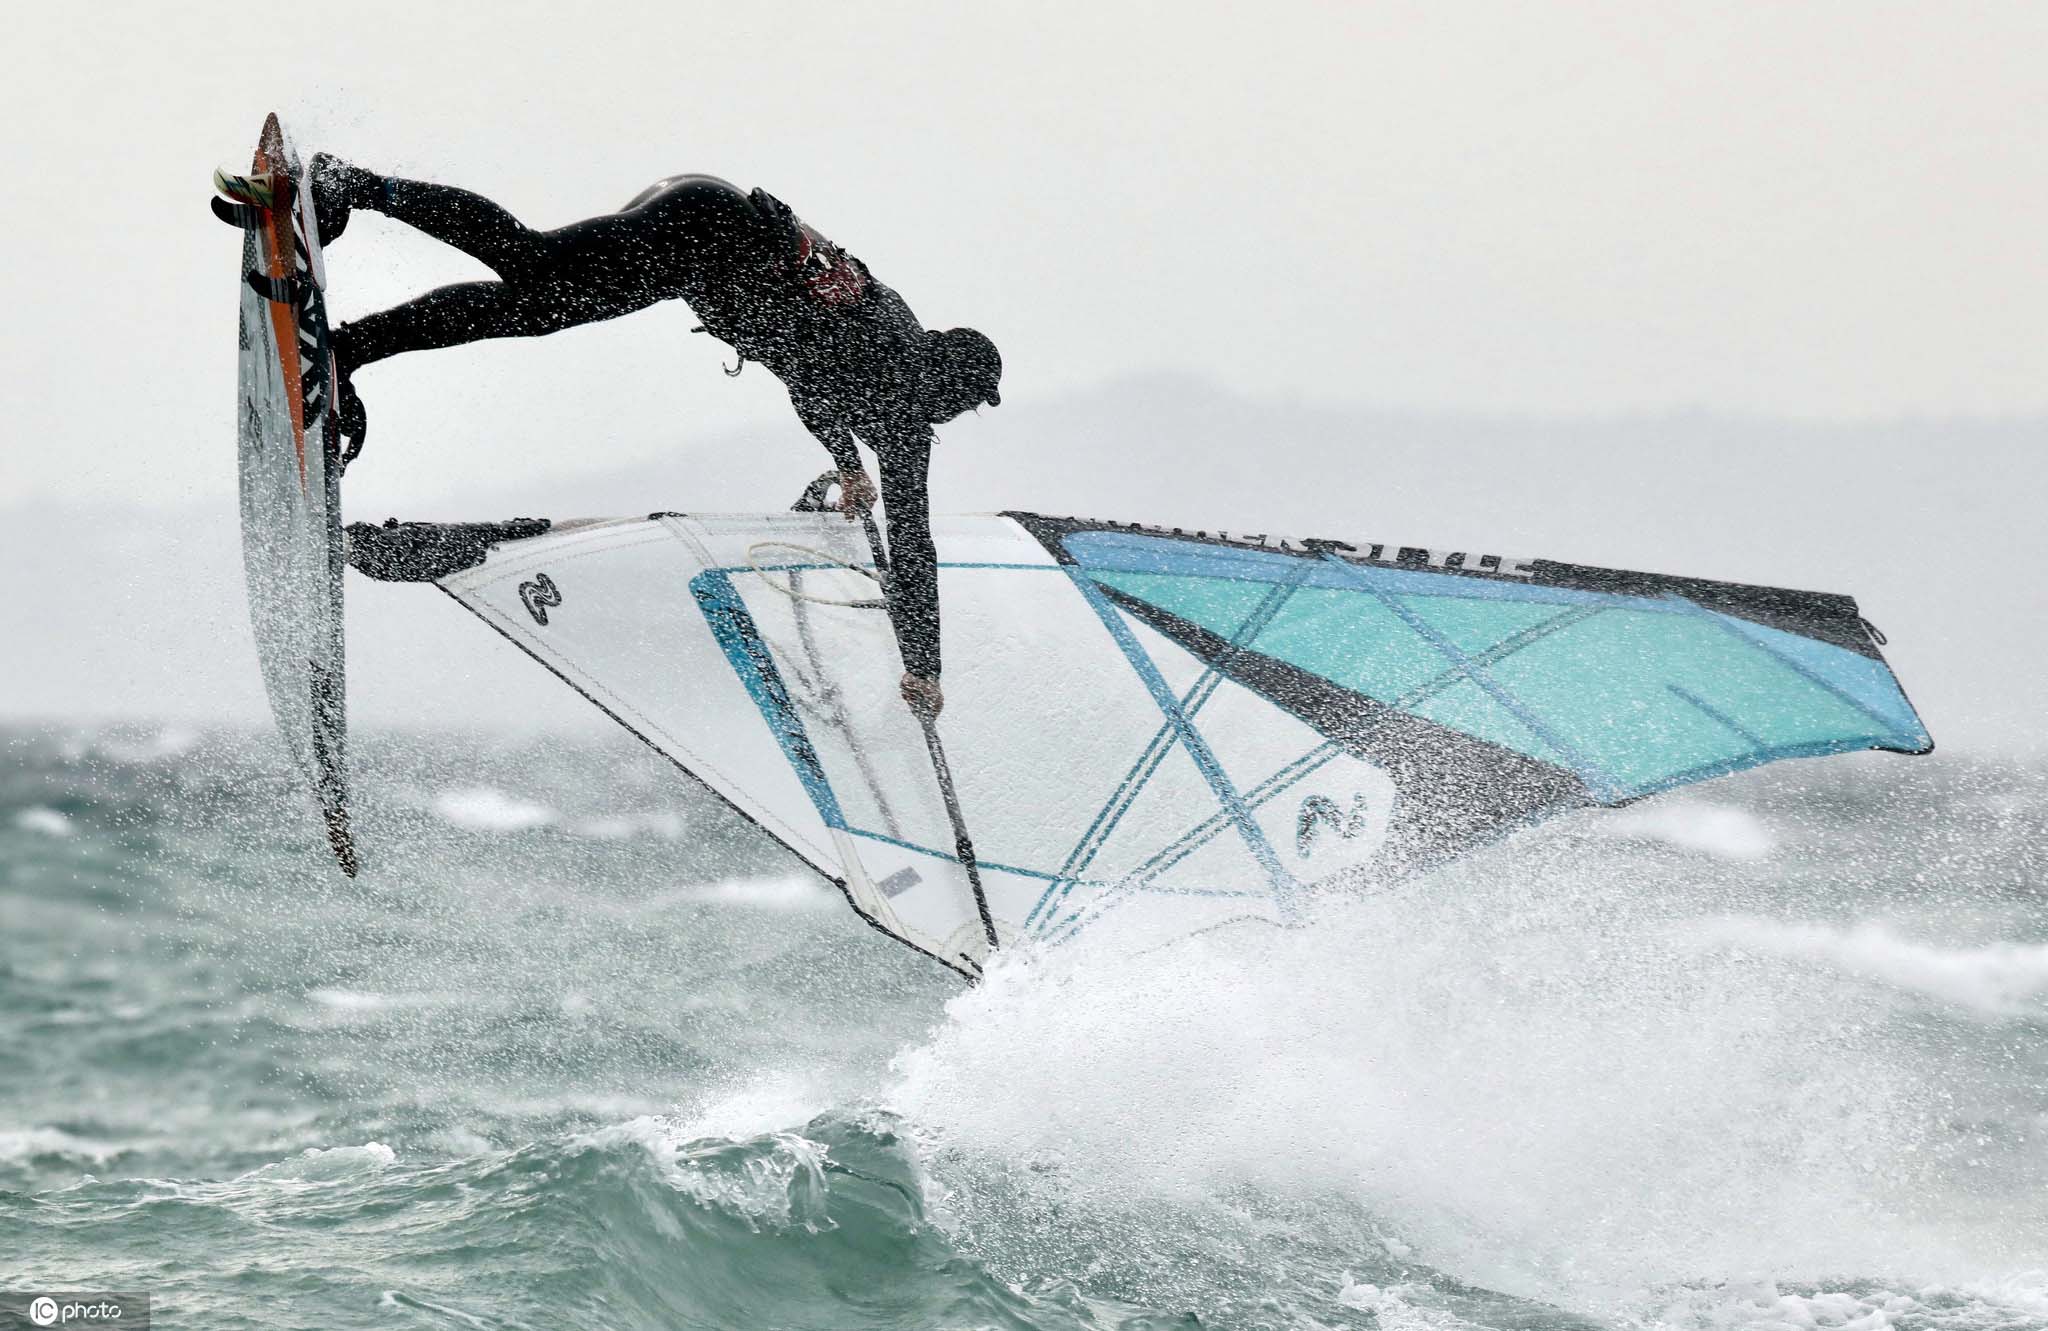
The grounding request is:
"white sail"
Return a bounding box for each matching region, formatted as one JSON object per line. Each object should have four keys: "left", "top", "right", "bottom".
{"left": 411, "top": 509, "right": 1931, "bottom": 976}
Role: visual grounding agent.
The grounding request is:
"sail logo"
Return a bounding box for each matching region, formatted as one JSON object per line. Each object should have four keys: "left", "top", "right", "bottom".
{"left": 519, "top": 573, "right": 562, "bottom": 626}
{"left": 1112, "top": 521, "right": 1536, "bottom": 578}
{"left": 1295, "top": 792, "right": 1374, "bottom": 858}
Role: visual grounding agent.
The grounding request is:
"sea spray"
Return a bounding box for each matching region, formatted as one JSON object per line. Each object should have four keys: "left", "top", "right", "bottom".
{"left": 890, "top": 850, "right": 2048, "bottom": 1308}
{"left": 6, "top": 725, "right": 2042, "bottom": 1330}
{"left": 1684, "top": 917, "right": 2048, "bottom": 1020}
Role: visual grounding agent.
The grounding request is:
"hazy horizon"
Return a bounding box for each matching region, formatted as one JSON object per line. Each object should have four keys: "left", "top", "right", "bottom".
{"left": 5, "top": 373, "right": 2041, "bottom": 759}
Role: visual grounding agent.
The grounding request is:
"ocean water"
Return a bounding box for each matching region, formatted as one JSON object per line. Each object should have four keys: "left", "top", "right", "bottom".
{"left": 2, "top": 722, "right": 2043, "bottom": 1330}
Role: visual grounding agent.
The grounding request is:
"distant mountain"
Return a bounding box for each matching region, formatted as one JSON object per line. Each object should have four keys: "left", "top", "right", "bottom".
{"left": 5, "top": 376, "right": 2041, "bottom": 753}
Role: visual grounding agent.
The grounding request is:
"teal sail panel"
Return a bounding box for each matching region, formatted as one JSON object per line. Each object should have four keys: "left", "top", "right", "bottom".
{"left": 1060, "top": 527, "right": 1930, "bottom": 807}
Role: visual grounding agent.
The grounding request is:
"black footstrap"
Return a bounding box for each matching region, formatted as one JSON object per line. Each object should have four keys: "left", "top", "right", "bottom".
{"left": 339, "top": 422, "right": 365, "bottom": 471}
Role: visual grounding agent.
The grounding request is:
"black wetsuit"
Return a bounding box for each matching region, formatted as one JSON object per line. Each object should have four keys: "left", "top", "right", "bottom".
{"left": 333, "top": 174, "right": 946, "bottom": 679}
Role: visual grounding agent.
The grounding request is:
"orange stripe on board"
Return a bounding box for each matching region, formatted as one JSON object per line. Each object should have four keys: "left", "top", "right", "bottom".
{"left": 254, "top": 115, "right": 308, "bottom": 493}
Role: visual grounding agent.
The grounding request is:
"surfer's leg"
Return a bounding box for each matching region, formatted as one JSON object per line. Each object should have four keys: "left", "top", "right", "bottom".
{"left": 369, "top": 176, "right": 738, "bottom": 292}
{"left": 363, "top": 176, "right": 555, "bottom": 281}
{"left": 331, "top": 173, "right": 762, "bottom": 370}
{"left": 334, "top": 274, "right": 666, "bottom": 371}
{"left": 327, "top": 270, "right": 659, "bottom": 460}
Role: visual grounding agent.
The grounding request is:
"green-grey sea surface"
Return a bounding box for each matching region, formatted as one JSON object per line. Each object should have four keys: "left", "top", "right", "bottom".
{"left": 3, "top": 723, "right": 2044, "bottom": 1330}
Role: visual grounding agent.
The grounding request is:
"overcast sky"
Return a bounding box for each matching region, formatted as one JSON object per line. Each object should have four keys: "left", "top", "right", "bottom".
{"left": 2, "top": 2, "right": 2043, "bottom": 752}
{"left": 2, "top": 1, "right": 2046, "bottom": 511}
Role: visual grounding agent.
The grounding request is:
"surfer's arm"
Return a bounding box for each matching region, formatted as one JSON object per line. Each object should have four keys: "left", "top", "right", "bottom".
{"left": 877, "top": 435, "right": 941, "bottom": 684}
{"left": 793, "top": 395, "right": 875, "bottom": 513}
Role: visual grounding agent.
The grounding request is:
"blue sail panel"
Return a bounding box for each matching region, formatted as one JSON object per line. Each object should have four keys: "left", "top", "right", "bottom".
{"left": 1248, "top": 588, "right": 1448, "bottom": 701}
{"left": 1406, "top": 678, "right": 1570, "bottom": 769}
{"left": 1711, "top": 613, "right": 1931, "bottom": 743}
{"left": 1060, "top": 527, "right": 1929, "bottom": 810}
{"left": 1402, "top": 596, "right": 1576, "bottom": 656}
{"left": 1091, "top": 571, "right": 1279, "bottom": 646}
{"left": 1483, "top": 605, "right": 1907, "bottom": 794}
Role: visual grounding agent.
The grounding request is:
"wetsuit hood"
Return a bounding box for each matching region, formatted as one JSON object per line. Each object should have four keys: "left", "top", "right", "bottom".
{"left": 922, "top": 326, "right": 1002, "bottom": 422}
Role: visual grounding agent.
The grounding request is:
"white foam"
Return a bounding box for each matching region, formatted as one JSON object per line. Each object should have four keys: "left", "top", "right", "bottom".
{"left": 13, "top": 806, "right": 73, "bottom": 837}
{"left": 431, "top": 786, "right": 556, "bottom": 832}
{"left": 374, "top": 1290, "right": 497, "bottom": 1329}
{"left": 91, "top": 726, "right": 201, "bottom": 764}
{"left": 568, "top": 810, "right": 688, "bottom": 840}
{"left": 1686, "top": 917, "right": 2048, "bottom": 1019}
{"left": 1955, "top": 1272, "right": 2048, "bottom": 1320}
{"left": 889, "top": 859, "right": 2047, "bottom": 1309}
{"left": 693, "top": 875, "right": 836, "bottom": 912}
{"left": 304, "top": 988, "right": 456, "bottom": 1017}
{"left": 238, "top": 1142, "right": 397, "bottom": 1183}
{"left": 306, "top": 987, "right": 395, "bottom": 1011}
{"left": 1338, "top": 1279, "right": 1489, "bottom": 1331}
{"left": 588, "top": 1116, "right": 832, "bottom": 1232}
{"left": 1640, "top": 1275, "right": 2048, "bottom": 1331}
{"left": 1595, "top": 800, "right": 1778, "bottom": 860}
{"left": 681, "top": 1075, "right": 830, "bottom": 1141}
{"left": 0, "top": 1126, "right": 119, "bottom": 1165}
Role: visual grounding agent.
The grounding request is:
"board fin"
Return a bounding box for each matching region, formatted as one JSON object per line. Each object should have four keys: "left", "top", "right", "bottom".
{"left": 211, "top": 196, "right": 266, "bottom": 230}
{"left": 214, "top": 166, "right": 277, "bottom": 207}
{"left": 245, "top": 270, "right": 305, "bottom": 305}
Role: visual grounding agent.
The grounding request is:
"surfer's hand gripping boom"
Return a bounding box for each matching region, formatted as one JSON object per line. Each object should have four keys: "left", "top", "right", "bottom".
{"left": 836, "top": 467, "right": 877, "bottom": 519}
{"left": 900, "top": 672, "right": 944, "bottom": 719}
